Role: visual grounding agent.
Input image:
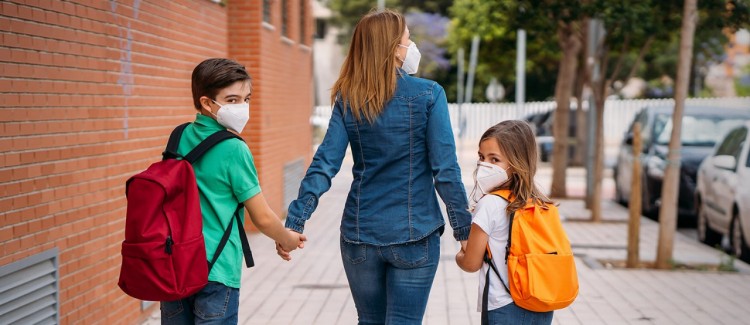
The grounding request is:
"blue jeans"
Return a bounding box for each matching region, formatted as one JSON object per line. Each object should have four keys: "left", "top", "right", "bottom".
{"left": 340, "top": 229, "right": 441, "bottom": 325}
{"left": 487, "top": 302, "right": 553, "bottom": 325}
{"left": 160, "top": 282, "right": 239, "bottom": 325}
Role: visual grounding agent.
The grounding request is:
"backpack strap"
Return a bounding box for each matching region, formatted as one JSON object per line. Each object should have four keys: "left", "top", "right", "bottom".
{"left": 162, "top": 123, "right": 191, "bottom": 160}
{"left": 481, "top": 208, "right": 514, "bottom": 325}
{"left": 482, "top": 245, "right": 510, "bottom": 325}
{"left": 208, "top": 204, "right": 255, "bottom": 273}
{"left": 183, "top": 130, "right": 243, "bottom": 164}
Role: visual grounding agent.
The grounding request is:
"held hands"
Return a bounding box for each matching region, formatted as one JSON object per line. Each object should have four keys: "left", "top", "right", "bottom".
{"left": 276, "top": 229, "right": 306, "bottom": 261}
{"left": 455, "top": 240, "right": 468, "bottom": 269}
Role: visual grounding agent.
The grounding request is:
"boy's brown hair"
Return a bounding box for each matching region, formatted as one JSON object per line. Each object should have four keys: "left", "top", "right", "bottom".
{"left": 191, "top": 58, "right": 252, "bottom": 111}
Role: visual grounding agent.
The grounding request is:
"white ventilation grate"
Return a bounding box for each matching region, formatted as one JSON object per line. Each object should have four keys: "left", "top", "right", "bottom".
{"left": 0, "top": 248, "right": 59, "bottom": 325}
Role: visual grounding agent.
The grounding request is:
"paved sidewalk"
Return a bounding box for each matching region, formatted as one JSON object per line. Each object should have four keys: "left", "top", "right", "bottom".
{"left": 143, "top": 141, "right": 750, "bottom": 324}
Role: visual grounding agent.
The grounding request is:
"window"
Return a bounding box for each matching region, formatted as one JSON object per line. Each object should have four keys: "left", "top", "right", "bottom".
{"left": 263, "top": 0, "right": 271, "bottom": 23}
{"left": 315, "top": 19, "right": 327, "bottom": 39}
{"left": 299, "top": 0, "right": 307, "bottom": 44}
{"left": 281, "top": 0, "right": 289, "bottom": 37}
{"left": 656, "top": 115, "right": 747, "bottom": 147}
{"left": 715, "top": 127, "right": 747, "bottom": 161}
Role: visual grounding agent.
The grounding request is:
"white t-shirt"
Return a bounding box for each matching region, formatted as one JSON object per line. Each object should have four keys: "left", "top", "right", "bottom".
{"left": 472, "top": 194, "right": 514, "bottom": 312}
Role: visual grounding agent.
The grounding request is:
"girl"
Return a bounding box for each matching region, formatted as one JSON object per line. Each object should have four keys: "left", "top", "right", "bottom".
{"left": 455, "top": 120, "right": 554, "bottom": 325}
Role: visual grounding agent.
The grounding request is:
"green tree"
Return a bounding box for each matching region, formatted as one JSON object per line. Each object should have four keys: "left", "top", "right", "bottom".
{"left": 327, "top": 0, "right": 457, "bottom": 97}
{"left": 447, "top": 0, "right": 560, "bottom": 102}
{"left": 328, "top": 0, "right": 454, "bottom": 44}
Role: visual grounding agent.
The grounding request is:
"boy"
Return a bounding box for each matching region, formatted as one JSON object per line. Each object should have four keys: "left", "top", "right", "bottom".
{"left": 160, "top": 58, "right": 305, "bottom": 324}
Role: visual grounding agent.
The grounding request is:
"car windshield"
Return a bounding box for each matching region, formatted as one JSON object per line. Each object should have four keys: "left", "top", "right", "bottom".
{"left": 654, "top": 114, "right": 748, "bottom": 146}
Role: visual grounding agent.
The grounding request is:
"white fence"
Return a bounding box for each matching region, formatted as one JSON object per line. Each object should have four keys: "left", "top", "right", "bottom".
{"left": 311, "top": 97, "right": 750, "bottom": 146}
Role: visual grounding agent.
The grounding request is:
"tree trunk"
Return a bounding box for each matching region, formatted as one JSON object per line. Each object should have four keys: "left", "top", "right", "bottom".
{"left": 590, "top": 38, "right": 610, "bottom": 222}
{"left": 655, "top": 0, "right": 698, "bottom": 270}
{"left": 591, "top": 79, "right": 606, "bottom": 222}
{"left": 550, "top": 22, "right": 582, "bottom": 198}
{"left": 573, "top": 19, "right": 589, "bottom": 168}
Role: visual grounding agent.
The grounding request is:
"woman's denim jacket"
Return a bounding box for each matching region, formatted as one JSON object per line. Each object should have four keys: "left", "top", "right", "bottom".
{"left": 286, "top": 71, "right": 471, "bottom": 245}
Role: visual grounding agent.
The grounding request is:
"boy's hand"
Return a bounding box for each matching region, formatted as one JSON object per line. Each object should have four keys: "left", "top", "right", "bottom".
{"left": 276, "top": 242, "right": 291, "bottom": 261}
{"left": 276, "top": 229, "right": 306, "bottom": 261}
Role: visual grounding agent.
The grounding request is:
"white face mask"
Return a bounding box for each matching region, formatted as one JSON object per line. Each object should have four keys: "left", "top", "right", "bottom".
{"left": 469, "top": 161, "right": 509, "bottom": 208}
{"left": 398, "top": 42, "right": 421, "bottom": 75}
{"left": 211, "top": 100, "right": 250, "bottom": 134}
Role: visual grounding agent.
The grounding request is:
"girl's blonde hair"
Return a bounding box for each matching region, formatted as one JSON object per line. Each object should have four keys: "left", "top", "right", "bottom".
{"left": 331, "top": 9, "right": 405, "bottom": 123}
{"left": 480, "top": 120, "right": 554, "bottom": 214}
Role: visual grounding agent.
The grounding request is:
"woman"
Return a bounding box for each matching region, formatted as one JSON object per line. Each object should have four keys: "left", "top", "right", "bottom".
{"left": 281, "top": 9, "right": 471, "bottom": 324}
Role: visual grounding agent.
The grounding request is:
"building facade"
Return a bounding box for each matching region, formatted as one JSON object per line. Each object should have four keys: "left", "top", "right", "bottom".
{"left": 0, "top": 0, "right": 313, "bottom": 323}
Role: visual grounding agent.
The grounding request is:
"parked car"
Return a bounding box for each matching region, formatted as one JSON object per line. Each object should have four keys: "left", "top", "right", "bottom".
{"left": 524, "top": 109, "right": 577, "bottom": 163}
{"left": 695, "top": 121, "right": 750, "bottom": 262}
{"left": 613, "top": 105, "right": 750, "bottom": 223}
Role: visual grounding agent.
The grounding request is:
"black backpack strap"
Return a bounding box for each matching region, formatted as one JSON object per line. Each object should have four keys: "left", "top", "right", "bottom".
{"left": 162, "top": 123, "right": 191, "bottom": 160}
{"left": 481, "top": 258, "right": 492, "bottom": 325}
{"left": 482, "top": 248, "right": 511, "bottom": 325}
{"left": 208, "top": 204, "right": 255, "bottom": 273}
{"left": 481, "top": 209, "right": 515, "bottom": 325}
{"left": 236, "top": 206, "right": 255, "bottom": 268}
{"left": 504, "top": 211, "right": 515, "bottom": 264}
{"left": 184, "top": 130, "right": 243, "bottom": 164}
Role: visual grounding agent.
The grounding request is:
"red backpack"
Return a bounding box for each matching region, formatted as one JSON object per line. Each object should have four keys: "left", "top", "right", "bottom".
{"left": 118, "top": 123, "right": 254, "bottom": 301}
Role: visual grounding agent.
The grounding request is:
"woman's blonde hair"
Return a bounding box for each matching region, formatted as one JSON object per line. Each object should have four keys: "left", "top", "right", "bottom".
{"left": 331, "top": 9, "right": 405, "bottom": 123}
{"left": 480, "top": 120, "right": 554, "bottom": 214}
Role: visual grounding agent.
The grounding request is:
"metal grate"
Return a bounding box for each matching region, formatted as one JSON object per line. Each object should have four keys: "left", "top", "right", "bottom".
{"left": 0, "top": 248, "right": 59, "bottom": 325}
{"left": 283, "top": 158, "right": 306, "bottom": 213}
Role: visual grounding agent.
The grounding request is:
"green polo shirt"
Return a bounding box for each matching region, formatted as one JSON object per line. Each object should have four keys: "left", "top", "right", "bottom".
{"left": 177, "top": 114, "right": 261, "bottom": 288}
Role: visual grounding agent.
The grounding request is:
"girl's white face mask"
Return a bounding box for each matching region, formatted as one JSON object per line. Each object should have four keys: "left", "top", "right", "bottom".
{"left": 470, "top": 161, "right": 509, "bottom": 209}
{"left": 398, "top": 42, "right": 421, "bottom": 75}
{"left": 211, "top": 100, "right": 250, "bottom": 134}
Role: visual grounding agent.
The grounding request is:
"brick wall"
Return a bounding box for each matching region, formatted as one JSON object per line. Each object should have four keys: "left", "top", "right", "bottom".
{"left": 229, "top": 0, "right": 313, "bottom": 214}
{"left": 0, "top": 0, "right": 313, "bottom": 323}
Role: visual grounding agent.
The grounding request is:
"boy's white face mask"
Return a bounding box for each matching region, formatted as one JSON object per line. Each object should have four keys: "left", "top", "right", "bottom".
{"left": 211, "top": 100, "right": 250, "bottom": 134}
{"left": 470, "top": 161, "right": 509, "bottom": 207}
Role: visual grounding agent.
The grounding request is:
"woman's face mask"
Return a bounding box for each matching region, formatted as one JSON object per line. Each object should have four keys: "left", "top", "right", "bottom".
{"left": 397, "top": 42, "right": 421, "bottom": 75}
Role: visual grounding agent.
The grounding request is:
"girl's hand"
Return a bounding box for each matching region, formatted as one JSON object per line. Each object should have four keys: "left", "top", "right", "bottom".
{"left": 456, "top": 223, "right": 489, "bottom": 272}
{"left": 455, "top": 248, "right": 466, "bottom": 266}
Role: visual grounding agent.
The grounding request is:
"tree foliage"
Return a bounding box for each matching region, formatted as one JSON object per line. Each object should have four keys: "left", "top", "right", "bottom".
{"left": 447, "top": 0, "right": 589, "bottom": 102}
{"left": 328, "top": 0, "right": 454, "bottom": 40}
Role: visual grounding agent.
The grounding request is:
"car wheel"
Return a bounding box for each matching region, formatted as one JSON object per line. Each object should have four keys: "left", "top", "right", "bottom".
{"left": 696, "top": 198, "right": 721, "bottom": 247}
{"left": 731, "top": 211, "right": 750, "bottom": 263}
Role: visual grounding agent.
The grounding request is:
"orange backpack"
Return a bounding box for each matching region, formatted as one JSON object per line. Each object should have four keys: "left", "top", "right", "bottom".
{"left": 483, "top": 189, "right": 578, "bottom": 317}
